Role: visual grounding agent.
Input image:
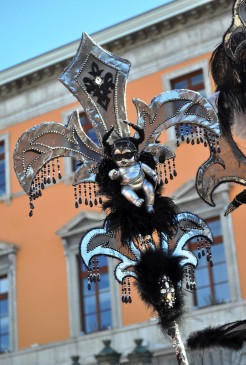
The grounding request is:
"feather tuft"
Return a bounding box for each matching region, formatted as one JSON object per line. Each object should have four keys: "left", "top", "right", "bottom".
{"left": 187, "top": 320, "right": 246, "bottom": 351}
{"left": 134, "top": 249, "right": 185, "bottom": 331}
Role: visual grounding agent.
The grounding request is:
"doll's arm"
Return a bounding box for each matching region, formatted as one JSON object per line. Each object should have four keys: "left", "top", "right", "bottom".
{"left": 108, "top": 169, "right": 120, "bottom": 180}
{"left": 141, "top": 163, "right": 158, "bottom": 184}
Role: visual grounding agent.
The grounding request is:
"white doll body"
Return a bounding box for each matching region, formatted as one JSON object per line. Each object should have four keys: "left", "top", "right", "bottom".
{"left": 108, "top": 147, "right": 158, "bottom": 213}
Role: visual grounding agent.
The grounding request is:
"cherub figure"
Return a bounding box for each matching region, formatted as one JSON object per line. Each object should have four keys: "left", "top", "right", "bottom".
{"left": 103, "top": 122, "right": 158, "bottom": 213}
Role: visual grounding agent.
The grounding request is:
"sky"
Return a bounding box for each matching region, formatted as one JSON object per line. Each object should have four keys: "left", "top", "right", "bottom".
{"left": 0, "top": 0, "right": 174, "bottom": 71}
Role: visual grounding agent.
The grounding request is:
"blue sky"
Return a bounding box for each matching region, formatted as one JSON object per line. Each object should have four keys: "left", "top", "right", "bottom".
{"left": 0, "top": 0, "right": 173, "bottom": 71}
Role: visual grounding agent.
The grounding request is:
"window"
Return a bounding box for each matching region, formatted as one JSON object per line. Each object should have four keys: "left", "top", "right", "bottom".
{"left": 57, "top": 211, "right": 121, "bottom": 337}
{"left": 78, "top": 256, "right": 112, "bottom": 334}
{"left": 0, "top": 243, "right": 17, "bottom": 353}
{"left": 163, "top": 61, "right": 212, "bottom": 143}
{"left": 79, "top": 113, "right": 98, "bottom": 145}
{"left": 0, "top": 140, "right": 6, "bottom": 197}
{"left": 171, "top": 69, "right": 205, "bottom": 96}
{"left": 170, "top": 70, "right": 206, "bottom": 143}
{"left": 190, "top": 216, "right": 231, "bottom": 308}
{"left": 172, "top": 179, "right": 241, "bottom": 312}
{"left": 0, "top": 275, "right": 9, "bottom": 353}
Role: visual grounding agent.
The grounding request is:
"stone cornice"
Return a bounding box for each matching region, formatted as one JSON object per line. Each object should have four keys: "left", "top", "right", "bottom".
{"left": 0, "top": 0, "right": 232, "bottom": 98}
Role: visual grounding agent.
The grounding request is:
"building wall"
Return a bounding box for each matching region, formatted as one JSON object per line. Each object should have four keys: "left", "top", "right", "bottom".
{"left": 1, "top": 0, "right": 246, "bottom": 364}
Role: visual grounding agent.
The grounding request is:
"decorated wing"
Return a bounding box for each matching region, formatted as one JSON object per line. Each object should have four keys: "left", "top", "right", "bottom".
{"left": 196, "top": 134, "right": 246, "bottom": 206}
{"left": 59, "top": 32, "right": 131, "bottom": 141}
{"left": 133, "top": 89, "right": 220, "bottom": 152}
{"left": 132, "top": 89, "right": 224, "bottom": 203}
{"left": 13, "top": 110, "right": 104, "bottom": 214}
{"left": 80, "top": 227, "right": 138, "bottom": 285}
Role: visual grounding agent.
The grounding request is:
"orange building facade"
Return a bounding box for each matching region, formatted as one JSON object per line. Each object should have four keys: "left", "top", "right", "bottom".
{"left": 1, "top": 0, "right": 246, "bottom": 364}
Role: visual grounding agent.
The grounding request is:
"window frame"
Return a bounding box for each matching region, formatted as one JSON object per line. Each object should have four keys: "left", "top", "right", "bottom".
{"left": 57, "top": 211, "right": 122, "bottom": 337}
{"left": 78, "top": 255, "right": 113, "bottom": 334}
{"left": 0, "top": 133, "right": 10, "bottom": 202}
{"left": 171, "top": 180, "right": 241, "bottom": 309}
{"left": 0, "top": 242, "right": 18, "bottom": 353}
{"left": 189, "top": 215, "right": 231, "bottom": 309}
{"left": 162, "top": 60, "right": 212, "bottom": 144}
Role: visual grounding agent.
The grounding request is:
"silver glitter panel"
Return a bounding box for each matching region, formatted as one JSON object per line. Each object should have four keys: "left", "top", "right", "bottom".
{"left": 172, "top": 212, "right": 213, "bottom": 267}
{"left": 59, "top": 33, "right": 131, "bottom": 141}
{"left": 144, "top": 143, "right": 175, "bottom": 163}
{"left": 133, "top": 89, "right": 220, "bottom": 152}
{"left": 197, "top": 135, "right": 246, "bottom": 206}
{"left": 80, "top": 212, "right": 213, "bottom": 284}
{"left": 80, "top": 227, "right": 138, "bottom": 283}
{"left": 13, "top": 111, "right": 103, "bottom": 194}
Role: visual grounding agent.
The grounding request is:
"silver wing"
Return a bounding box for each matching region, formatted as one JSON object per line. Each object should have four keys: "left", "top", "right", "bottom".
{"left": 59, "top": 32, "right": 131, "bottom": 142}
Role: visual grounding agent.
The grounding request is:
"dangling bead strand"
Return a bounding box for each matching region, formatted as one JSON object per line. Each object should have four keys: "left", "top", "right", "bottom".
{"left": 93, "top": 183, "right": 98, "bottom": 206}
{"left": 74, "top": 186, "right": 79, "bottom": 208}
{"left": 78, "top": 184, "right": 82, "bottom": 205}
{"left": 52, "top": 160, "right": 56, "bottom": 184}
{"left": 57, "top": 158, "right": 62, "bottom": 180}
{"left": 47, "top": 163, "right": 51, "bottom": 184}
{"left": 89, "top": 183, "right": 93, "bottom": 207}
{"left": 84, "top": 183, "right": 88, "bottom": 206}
{"left": 168, "top": 159, "right": 173, "bottom": 180}
{"left": 175, "top": 125, "right": 180, "bottom": 147}
{"left": 172, "top": 157, "right": 177, "bottom": 177}
{"left": 127, "top": 277, "right": 132, "bottom": 303}
{"left": 164, "top": 161, "right": 168, "bottom": 184}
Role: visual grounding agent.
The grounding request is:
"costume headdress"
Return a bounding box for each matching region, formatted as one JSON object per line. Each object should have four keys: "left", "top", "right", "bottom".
{"left": 12, "top": 1, "right": 246, "bottom": 362}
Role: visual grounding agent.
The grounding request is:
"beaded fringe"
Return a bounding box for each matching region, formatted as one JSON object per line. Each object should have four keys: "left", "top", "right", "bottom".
{"left": 29, "top": 158, "right": 62, "bottom": 217}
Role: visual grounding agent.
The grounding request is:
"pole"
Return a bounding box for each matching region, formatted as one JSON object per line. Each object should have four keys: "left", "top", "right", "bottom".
{"left": 169, "top": 322, "right": 189, "bottom": 365}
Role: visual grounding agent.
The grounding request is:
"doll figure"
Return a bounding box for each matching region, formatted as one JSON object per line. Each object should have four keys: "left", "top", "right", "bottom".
{"left": 108, "top": 138, "right": 158, "bottom": 213}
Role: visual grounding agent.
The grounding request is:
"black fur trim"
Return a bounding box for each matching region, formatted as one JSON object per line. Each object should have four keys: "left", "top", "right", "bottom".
{"left": 134, "top": 250, "right": 185, "bottom": 331}
{"left": 210, "top": 42, "right": 246, "bottom": 158}
{"left": 96, "top": 155, "right": 178, "bottom": 244}
{"left": 187, "top": 320, "right": 246, "bottom": 351}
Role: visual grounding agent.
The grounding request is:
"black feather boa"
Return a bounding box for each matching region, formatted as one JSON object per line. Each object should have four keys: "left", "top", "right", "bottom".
{"left": 210, "top": 43, "right": 246, "bottom": 149}
{"left": 96, "top": 154, "right": 178, "bottom": 244}
{"left": 187, "top": 320, "right": 246, "bottom": 351}
{"left": 134, "top": 249, "right": 185, "bottom": 331}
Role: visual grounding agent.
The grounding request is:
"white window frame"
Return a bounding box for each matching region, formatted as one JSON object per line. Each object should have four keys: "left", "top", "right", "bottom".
{"left": 171, "top": 180, "right": 241, "bottom": 308}
{"left": 0, "top": 242, "right": 18, "bottom": 352}
{"left": 0, "top": 133, "right": 11, "bottom": 202}
{"left": 162, "top": 59, "right": 213, "bottom": 143}
{"left": 57, "top": 211, "right": 122, "bottom": 337}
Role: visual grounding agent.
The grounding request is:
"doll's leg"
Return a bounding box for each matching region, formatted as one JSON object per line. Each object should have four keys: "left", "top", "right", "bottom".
{"left": 142, "top": 179, "right": 155, "bottom": 213}
{"left": 121, "top": 186, "right": 144, "bottom": 207}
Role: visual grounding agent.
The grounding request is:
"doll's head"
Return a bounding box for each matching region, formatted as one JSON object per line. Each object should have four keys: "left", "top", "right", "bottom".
{"left": 112, "top": 139, "right": 138, "bottom": 167}
{"left": 102, "top": 121, "right": 145, "bottom": 161}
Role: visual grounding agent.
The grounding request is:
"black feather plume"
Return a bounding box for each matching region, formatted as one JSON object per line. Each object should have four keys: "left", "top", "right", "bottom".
{"left": 96, "top": 154, "right": 178, "bottom": 244}
{"left": 134, "top": 249, "right": 185, "bottom": 331}
{"left": 187, "top": 320, "right": 246, "bottom": 351}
